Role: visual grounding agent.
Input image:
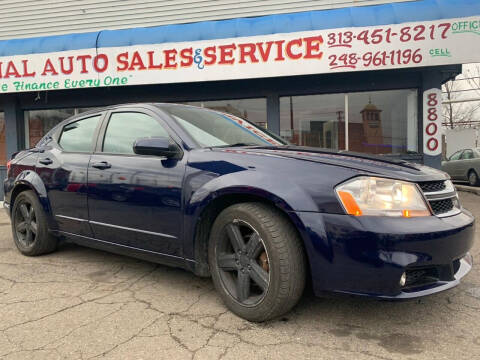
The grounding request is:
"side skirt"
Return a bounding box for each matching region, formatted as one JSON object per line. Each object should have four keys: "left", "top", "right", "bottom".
{"left": 54, "top": 230, "right": 196, "bottom": 272}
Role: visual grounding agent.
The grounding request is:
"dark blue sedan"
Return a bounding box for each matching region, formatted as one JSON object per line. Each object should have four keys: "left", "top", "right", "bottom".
{"left": 3, "top": 103, "right": 474, "bottom": 321}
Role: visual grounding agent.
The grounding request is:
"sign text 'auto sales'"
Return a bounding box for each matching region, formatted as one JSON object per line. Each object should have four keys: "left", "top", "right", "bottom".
{"left": 0, "top": 16, "right": 479, "bottom": 93}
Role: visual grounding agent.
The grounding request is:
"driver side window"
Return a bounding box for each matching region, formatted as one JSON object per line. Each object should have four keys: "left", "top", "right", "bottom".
{"left": 102, "top": 112, "right": 169, "bottom": 154}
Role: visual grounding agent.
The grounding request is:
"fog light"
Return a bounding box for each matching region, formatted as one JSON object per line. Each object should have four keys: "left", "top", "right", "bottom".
{"left": 399, "top": 272, "right": 407, "bottom": 287}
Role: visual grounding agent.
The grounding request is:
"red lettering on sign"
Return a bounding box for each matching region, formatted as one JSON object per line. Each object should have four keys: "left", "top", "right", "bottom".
{"left": 147, "top": 51, "right": 163, "bottom": 70}
{"left": 424, "top": 90, "right": 440, "bottom": 155}
{"left": 93, "top": 54, "right": 108, "bottom": 72}
{"left": 204, "top": 46, "right": 217, "bottom": 66}
{"left": 3, "top": 62, "right": 21, "bottom": 78}
{"left": 76, "top": 55, "right": 92, "bottom": 74}
{"left": 303, "top": 36, "right": 324, "bottom": 59}
{"left": 426, "top": 122, "right": 437, "bottom": 136}
{"left": 164, "top": 49, "right": 178, "bottom": 69}
{"left": 218, "top": 44, "right": 236, "bottom": 65}
{"left": 41, "top": 59, "right": 58, "bottom": 76}
{"left": 238, "top": 43, "right": 259, "bottom": 64}
{"left": 285, "top": 39, "right": 302, "bottom": 59}
{"left": 274, "top": 40, "right": 285, "bottom": 61}
{"left": 59, "top": 56, "right": 74, "bottom": 74}
{"left": 427, "top": 137, "right": 438, "bottom": 151}
{"left": 22, "top": 60, "right": 35, "bottom": 77}
{"left": 256, "top": 41, "right": 273, "bottom": 62}
{"left": 116, "top": 52, "right": 129, "bottom": 71}
{"left": 128, "top": 51, "right": 147, "bottom": 71}
{"left": 180, "top": 48, "right": 193, "bottom": 67}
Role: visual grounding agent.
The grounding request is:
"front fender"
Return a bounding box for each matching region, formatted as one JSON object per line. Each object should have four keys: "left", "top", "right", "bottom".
{"left": 187, "top": 169, "right": 318, "bottom": 215}
{"left": 182, "top": 168, "right": 318, "bottom": 261}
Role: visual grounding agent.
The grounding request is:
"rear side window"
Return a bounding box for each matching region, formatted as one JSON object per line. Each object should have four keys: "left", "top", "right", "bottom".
{"left": 102, "top": 112, "right": 169, "bottom": 154}
{"left": 59, "top": 115, "right": 101, "bottom": 152}
{"left": 461, "top": 149, "right": 474, "bottom": 159}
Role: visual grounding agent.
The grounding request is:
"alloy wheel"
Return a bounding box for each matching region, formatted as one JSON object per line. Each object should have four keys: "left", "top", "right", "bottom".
{"left": 216, "top": 219, "right": 270, "bottom": 306}
{"left": 14, "top": 200, "right": 38, "bottom": 248}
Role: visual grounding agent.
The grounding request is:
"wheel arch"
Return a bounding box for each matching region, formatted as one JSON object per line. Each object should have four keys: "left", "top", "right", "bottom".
{"left": 189, "top": 188, "right": 311, "bottom": 279}
{"left": 9, "top": 171, "right": 53, "bottom": 224}
{"left": 467, "top": 168, "right": 479, "bottom": 183}
{"left": 467, "top": 168, "right": 477, "bottom": 176}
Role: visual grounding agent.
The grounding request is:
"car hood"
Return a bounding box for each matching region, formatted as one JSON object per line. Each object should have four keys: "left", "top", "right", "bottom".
{"left": 212, "top": 146, "right": 448, "bottom": 183}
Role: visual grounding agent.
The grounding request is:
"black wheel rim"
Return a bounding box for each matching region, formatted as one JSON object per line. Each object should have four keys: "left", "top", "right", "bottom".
{"left": 216, "top": 219, "right": 270, "bottom": 306}
{"left": 14, "top": 200, "right": 38, "bottom": 248}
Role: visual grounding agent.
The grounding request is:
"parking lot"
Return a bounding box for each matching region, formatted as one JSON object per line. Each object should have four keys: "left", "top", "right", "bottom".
{"left": 0, "top": 192, "right": 478, "bottom": 360}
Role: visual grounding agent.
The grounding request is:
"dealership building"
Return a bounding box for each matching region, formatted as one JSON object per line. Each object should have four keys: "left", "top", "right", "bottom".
{"left": 0, "top": 0, "right": 479, "bottom": 198}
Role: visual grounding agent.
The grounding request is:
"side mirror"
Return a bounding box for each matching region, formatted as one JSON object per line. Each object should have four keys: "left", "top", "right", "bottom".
{"left": 133, "top": 137, "right": 182, "bottom": 159}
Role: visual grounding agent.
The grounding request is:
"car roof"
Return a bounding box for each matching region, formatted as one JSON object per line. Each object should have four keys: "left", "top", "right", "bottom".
{"left": 63, "top": 102, "right": 215, "bottom": 122}
{"left": 71, "top": 102, "right": 208, "bottom": 118}
{"left": 41, "top": 103, "right": 219, "bottom": 147}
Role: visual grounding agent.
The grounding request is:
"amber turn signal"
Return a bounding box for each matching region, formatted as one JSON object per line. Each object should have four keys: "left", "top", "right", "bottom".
{"left": 337, "top": 191, "right": 362, "bottom": 216}
{"left": 402, "top": 210, "right": 431, "bottom": 218}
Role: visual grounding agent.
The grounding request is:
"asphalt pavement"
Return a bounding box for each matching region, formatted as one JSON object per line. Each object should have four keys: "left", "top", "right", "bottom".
{"left": 0, "top": 193, "right": 479, "bottom": 359}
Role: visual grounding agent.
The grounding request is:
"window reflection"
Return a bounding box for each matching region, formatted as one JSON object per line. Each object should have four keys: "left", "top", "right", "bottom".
{"left": 25, "top": 107, "right": 100, "bottom": 147}
{"left": 184, "top": 98, "right": 267, "bottom": 128}
{"left": 280, "top": 90, "right": 418, "bottom": 155}
{"left": 348, "top": 90, "right": 418, "bottom": 154}
{"left": 59, "top": 115, "right": 102, "bottom": 152}
{"left": 280, "top": 94, "right": 344, "bottom": 149}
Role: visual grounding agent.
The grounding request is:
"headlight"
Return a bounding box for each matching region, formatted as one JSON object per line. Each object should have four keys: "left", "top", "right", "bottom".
{"left": 335, "top": 176, "right": 431, "bottom": 217}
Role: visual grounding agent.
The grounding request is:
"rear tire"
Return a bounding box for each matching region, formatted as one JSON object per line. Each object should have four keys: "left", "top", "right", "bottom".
{"left": 208, "top": 202, "right": 306, "bottom": 322}
{"left": 468, "top": 170, "right": 479, "bottom": 186}
{"left": 11, "top": 190, "right": 57, "bottom": 256}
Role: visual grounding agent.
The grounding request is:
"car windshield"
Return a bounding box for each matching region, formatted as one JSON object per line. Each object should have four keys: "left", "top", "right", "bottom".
{"left": 160, "top": 104, "right": 287, "bottom": 147}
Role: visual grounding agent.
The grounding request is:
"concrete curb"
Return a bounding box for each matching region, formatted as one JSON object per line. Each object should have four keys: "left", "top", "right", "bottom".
{"left": 455, "top": 184, "right": 480, "bottom": 196}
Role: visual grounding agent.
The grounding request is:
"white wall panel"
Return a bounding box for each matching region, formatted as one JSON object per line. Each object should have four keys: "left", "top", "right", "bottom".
{"left": 0, "top": 0, "right": 415, "bottom": 40}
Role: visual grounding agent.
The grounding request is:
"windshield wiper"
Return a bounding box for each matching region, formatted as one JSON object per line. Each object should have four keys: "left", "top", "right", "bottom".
{"left": 210, "top": 143, "right": 260, "bottom": 148}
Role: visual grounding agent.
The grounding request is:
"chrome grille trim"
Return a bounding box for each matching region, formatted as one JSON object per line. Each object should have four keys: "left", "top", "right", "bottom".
{"left": 419, "top": 180, "right": 461, "bottom": 218}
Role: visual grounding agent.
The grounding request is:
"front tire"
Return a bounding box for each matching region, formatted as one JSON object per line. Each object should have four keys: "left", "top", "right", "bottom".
{"left": 11, "top": 190, "right": 57, "bottom": 256}
{"left": 208, "top": 203, "right": 306, "bottom": 322}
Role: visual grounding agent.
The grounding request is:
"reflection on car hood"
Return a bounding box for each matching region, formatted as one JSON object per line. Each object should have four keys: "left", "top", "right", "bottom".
{"left": 212, "top": 145, "right": 448, "bottom": 182}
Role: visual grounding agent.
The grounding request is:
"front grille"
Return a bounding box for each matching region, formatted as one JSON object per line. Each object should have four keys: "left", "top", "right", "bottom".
{"left": 416, "top": 180, "right": 459, "bottom": 217}
{"left": 429, "top": 198, "right": 454, "bottom": 215}
{"left": 418, "top": 181, "right": 446, "bottom": 193}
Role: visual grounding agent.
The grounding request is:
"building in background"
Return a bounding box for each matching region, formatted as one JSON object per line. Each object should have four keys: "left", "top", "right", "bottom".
{"left": 0, "top": 0, "right": 480, "bottom": 198}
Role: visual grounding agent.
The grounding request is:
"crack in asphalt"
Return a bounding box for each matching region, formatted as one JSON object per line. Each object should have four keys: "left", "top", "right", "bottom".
{"left": 0, "top": 192, "right": 479, "bottom": 359}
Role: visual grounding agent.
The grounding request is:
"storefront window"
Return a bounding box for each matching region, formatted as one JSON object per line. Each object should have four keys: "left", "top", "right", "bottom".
{"left": 25, "top": 107, "right": 100, "bottom": 147}
{"left": 280, "top": 90, "right": 418, "bottom": 154}
{"left": 0, "top": 112, "right": 5, "bottom": 165}
{"left": 280, "top": 94, "right": 345, "bottom": 149}
{"left": 348, "top": 90, "right": 418, "bottom": 154}
{"left": 184, "top": 98, "right": 267, "bottom": 128}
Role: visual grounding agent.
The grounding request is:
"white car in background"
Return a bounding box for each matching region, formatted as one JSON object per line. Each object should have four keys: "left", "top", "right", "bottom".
{"left": 442, "top": 148, "right": 480, "bottom": 186}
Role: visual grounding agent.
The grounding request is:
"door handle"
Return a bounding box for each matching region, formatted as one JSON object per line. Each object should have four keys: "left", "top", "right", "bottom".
{"left": 39, "top": 158, "right": 53, "bottom": 165}
{"left": 91, "top": 161, "right": 111, "bottom": 170}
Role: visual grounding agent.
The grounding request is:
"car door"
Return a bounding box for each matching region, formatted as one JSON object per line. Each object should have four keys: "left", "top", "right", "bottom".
{"left": 458, "top": 149, "right": 477, "bottom": 180}
{"left": 443, "top": 150, "right": 463, "bottom": 180}
{"left": 36, "top": 113, "right": 103, "bottom": 237}
{"left": 87, "top": 108, "right": 185, "bottom": 257}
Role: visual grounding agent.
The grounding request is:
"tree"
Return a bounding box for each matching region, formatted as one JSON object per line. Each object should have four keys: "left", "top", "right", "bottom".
{"left": 442, "top": 64, "right": 480, "bottom": 129}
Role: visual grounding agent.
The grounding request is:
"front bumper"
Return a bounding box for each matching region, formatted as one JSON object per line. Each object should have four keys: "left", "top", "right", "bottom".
{"left": 294, "top": 209, "right": 475, "bottom": 299}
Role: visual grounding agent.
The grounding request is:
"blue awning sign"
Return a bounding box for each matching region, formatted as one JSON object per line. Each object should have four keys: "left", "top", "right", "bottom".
{"left": 0, "top": 15, "right": 479, "bottom": 94}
